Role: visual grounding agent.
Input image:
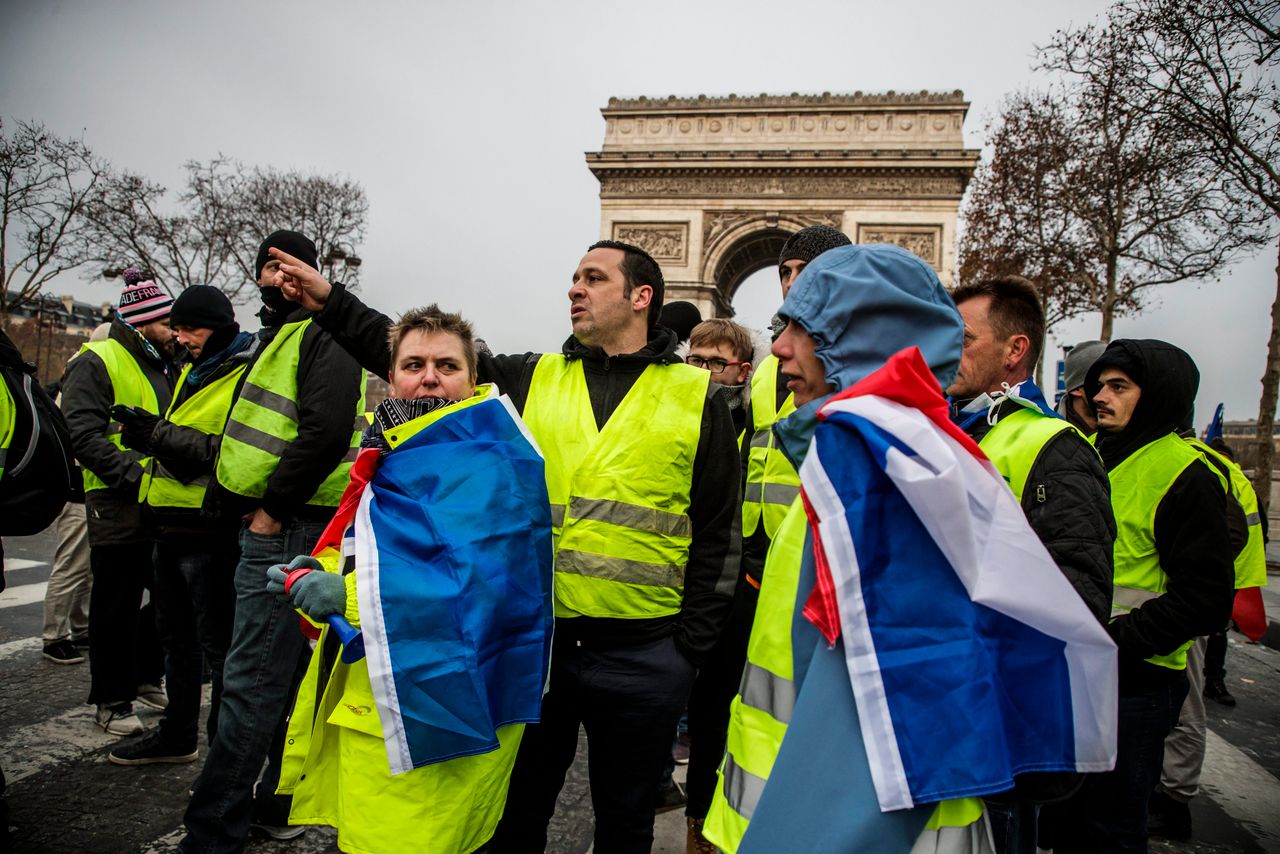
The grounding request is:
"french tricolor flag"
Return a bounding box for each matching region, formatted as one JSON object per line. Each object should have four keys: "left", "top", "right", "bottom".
{"left": 799, "top": 347, "right": 1117, "bottom": 811}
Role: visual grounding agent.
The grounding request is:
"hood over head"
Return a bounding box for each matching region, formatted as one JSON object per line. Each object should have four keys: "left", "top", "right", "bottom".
{"left": 777, "top": 243, "right": 963, "bottom": 395}
{"left": 1084, "top": 338, "right": 1199, "bottom": 468}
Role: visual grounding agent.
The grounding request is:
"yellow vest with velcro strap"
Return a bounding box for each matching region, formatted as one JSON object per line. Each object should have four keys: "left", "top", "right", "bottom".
{"left": 1186, "top": 438, "right": 1268, "bottom": 590}
{"left": 0, "top": 379, "right": 13, "bottom": 480}
{"left": 141, "top": 362, "right": 247, "bottom": 510}
{"left": 978, "top": 406, "right": 1080, "bottom": 502}
{"left": 521, "top": 353, "right": 708, "bottom": 620}
{"left": 704, "top": 500, "right": 983, "bottom": 853}
{"left": 78, "top": 339, "right": 159, "bottom": 494}
{"left": 215, "top": 319, "right": 365, "bottom": 508}
{"left": 743, "top": 355, "right": 799, "bottom": 540}
{"left": 1109, "top": 433, "right": 1210, "bottom": 670}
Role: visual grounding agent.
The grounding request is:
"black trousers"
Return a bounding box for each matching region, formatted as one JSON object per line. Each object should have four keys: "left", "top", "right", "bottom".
{"left": 490, "top": 633, "right": 697, "bottom": 854}
{"left": 87, "top": 541, "right": 164, "bottom": 705}
{"left": 685, "top": 581, "right": 758, "bottom": 818}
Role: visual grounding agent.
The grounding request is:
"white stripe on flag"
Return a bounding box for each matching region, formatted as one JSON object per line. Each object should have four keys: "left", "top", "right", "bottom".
{"left": 800, "top": 438, "right": 915, "bottom": 812}
{"left": 354, "top": 486, "right": 414, "bottom": 776}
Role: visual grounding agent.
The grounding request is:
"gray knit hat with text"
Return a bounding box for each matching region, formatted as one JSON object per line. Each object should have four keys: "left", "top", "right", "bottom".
{"left": 778, "top": 225, "right": 852, "bottom": 269}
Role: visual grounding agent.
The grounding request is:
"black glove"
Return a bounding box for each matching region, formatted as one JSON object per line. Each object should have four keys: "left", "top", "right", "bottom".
{"left": 110, "top": 404, "right": 160, "bottom": 453}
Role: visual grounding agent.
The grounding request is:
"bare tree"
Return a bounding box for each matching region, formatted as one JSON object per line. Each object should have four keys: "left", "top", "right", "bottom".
{"left": 1048, "top": 0, "right": 1280, "bottom": 507}
{"left": 0, "top": 119, "right": 106, "bottom": 320}
{"left": 83, "top": 157, "right": 368, "bottom": 304}
{"left": 962, "top": 24, "right": 1267, "bottom": 351}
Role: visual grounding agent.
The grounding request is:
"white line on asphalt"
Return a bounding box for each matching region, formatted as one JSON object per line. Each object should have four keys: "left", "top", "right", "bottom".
{"left": 138, "top": 827, "right": 187, "bottom": 854}
{"left": 0, "top": 580, "right": 48, "bottom": 609}
{"left": 0, "top": 636, "right": 40, "bottom": 660}
{"left": 0, "top": 704, "right": 125, "bottom": 785}
{"left": 1202, "top": 728, "right": 1280, "bottom": 852}
{"left": 2, "top": 558, "right": 46, "bottom": 572}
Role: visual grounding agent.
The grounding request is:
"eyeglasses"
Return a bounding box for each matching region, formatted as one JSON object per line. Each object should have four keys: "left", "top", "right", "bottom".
{"left": 685, "top": 355, "right": 749, "bottom": 373}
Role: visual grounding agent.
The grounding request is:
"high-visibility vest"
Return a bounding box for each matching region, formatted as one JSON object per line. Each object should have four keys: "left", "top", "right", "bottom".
{"left": 1186, "top": 438, "right": 1268, "bottom": 589}
{"left": 743, "top": 355, "right": 799, "bottom": 540}
{"left": 977, "top": 406, "right": 1079, "bottom": 502}
{"left": 77, "top": 339, "right": 160, "bottom": 495}
{"left": 1109, "top": 433, "right": 1210, "bottom": 670}
{"left": 0, "top": 379, "right": 13, "bottom": 480}
{"left": 214, "top": 319, "right": 365, "bottom": 508}
{"left": 704, "top": 500, "right": 984, "bottom": 853}
{"left": 142, "top": 361, "right": 248, "bottom": 511}
{"left": 521, "top": 353, "right": 708, "bottom": 620}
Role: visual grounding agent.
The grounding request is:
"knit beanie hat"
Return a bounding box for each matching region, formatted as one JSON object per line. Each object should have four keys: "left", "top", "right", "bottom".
{"left": 778, "top": 225, "right": 852, "bottom": 268}
{"left": 255, "top": 230, "right": 319, "bottom": 281}
{"left": 170, "top": 285, "right": 236, "bottom": 331}
{"left": 117, "top": 268, "right": 173, "bottom": 325}
{"left": 1062, "top": 340, "right": 1106, "bottom": 393}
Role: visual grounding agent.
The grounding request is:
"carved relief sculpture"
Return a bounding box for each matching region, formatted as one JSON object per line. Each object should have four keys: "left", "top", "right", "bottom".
{"left": 611, "top": 223, "right": 689, "bottom": 264}
{"left": 857, "top": 224, "right": 943, "bottom": 269}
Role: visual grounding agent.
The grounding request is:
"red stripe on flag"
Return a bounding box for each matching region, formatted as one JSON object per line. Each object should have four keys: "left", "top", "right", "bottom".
{"left": 1233, "top": 586, "right": 1268, "bottom": 642}
{"left": 801, "top": 488, "right": 842, "bottom": 647}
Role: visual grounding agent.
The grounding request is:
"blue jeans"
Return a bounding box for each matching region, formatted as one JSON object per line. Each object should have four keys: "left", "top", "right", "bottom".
{"left": 153, "top": 536, "right": 238, "bottom": 747}
{"left": 984, "top": 800, "right": 1040, "bottom": 854}
{"left": 179, "top": 519, "right": 324, "bottom": 854}
{"left": 1047, "top": 673, "right": 1189, "bottom": 854}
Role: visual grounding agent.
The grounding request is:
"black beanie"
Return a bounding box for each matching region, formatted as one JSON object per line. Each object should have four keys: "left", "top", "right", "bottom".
{"left": 255, "top": 230, "right": 319, "bottom": 281}
{"left": 778, "top": 225, "right": 852, "bottom": 268}
{"left": 659, "top": 301, "right": 703, "bottom": 345}
{"left": 170, "top": 285, "right": 236, "bottom": 330}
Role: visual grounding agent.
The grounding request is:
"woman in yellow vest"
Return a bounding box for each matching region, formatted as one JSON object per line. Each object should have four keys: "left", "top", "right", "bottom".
{"left": 271, "top": 305, "right": 553, "bottom": 854}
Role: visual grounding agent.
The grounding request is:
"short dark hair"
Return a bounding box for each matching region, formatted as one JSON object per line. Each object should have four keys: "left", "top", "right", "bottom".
{"left": 387, "top": 303, "right": 477, "bottom": 381}
{"left": 588, "top": 239, "right": 665, "bottom": 329}
{"left": 951, "top": 276, "right": 1045, "bottom": 370}
{"left": 689, "top": 319, "right": 754, "bottom": 363}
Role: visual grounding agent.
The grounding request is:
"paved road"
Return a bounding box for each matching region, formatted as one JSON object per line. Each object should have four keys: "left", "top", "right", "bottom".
{"left": 3, "top": 528, "right": 1278, "bottom": 853}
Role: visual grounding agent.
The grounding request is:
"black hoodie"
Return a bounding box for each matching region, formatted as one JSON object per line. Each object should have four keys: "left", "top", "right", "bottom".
{"left": 312, "top": 281, "right": 742, "bottom": 668}
{"left": 1084, "top": 340, "right": 1234, "bottom": 693}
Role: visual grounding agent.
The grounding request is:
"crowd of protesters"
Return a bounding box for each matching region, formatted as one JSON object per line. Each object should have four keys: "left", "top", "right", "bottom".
{"left": 0, "top": 223, "right": 1266, "bottom": 854}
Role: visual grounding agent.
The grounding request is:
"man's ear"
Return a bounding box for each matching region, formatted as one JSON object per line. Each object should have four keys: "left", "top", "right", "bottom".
{"left": 631, "top": 284, "right": 654, "bottom": 315}
{"left": 1007, "top": 334, "right": 1031, "bottom": 370}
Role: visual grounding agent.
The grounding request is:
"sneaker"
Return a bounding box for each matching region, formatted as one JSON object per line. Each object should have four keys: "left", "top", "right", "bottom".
{"left": 250, "top": 822, "right": 307, "bottom": 841}
{"left": 69, "top": 634, "right": 91, "bottom": 650}
{"left": 135, "top": 683, "right": 168, "bottom": 711}
{"left": 109, "top": 731, "right": 197, "bottom": 766}
{"left": 42, "top": 639, "right": 85, "bottom": 665}
{"left": 1148, "top": 790, "right": 1192, "bottom": 840}
{"left": 94, "top": 703, "right": 144, "bottom": 736}
{"left": 673, "top": 732, "right": 691, "bottom": 765}
{"left": 687, "top": 817, "right": 717, "bottom": 854}
{"left": 1204, "top": 679, "right": 1237, "bottom": 707}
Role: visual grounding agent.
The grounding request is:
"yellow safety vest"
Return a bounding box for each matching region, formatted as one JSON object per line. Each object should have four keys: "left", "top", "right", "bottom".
{"left": 142, "top": 362, "right": 248, "bottom": 511}
{"left": 0, "top": 378, "right": 13, "bottom": 480}
{"left": 977, "top": 406, "right": 1079, "bottom": 502}
{"left": 1109, "top": 433, "right": 1210, "bottom": 670}
{"left": 214, "top": 319, "right": 365, "bottom": 507}
{"left": 77, "top": 339, "right": 160, "bottom": 495}
{"left": 704, "top": 500, "right": 983, "bottom": 853}
{"left": 743, "top": 355, "right": 799, "bottom": 539}
{"left": 521, "top": 353, "right": 709, "bottom": 620}
{"left": 1186, "top": 438, "right": 1268, "bottom": 590}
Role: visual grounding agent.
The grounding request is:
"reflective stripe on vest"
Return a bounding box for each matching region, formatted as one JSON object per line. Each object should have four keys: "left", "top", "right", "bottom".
{"left": 977, "top": 406, "right": 1077, "bottom": 502}
{"left": 1186, "top": 438, "right": 1268, "bottom": 589}
{"left": 743, "top": 355, "right": 799, "bottom": 539}
{"left": 77, "top": 339, "right": 160, "bottom": 494}
{"left": 1109, "top": 433, "right": 1207, "bottom": 670}
{"left": 703, "top": 500, "right": 983, "bottom": 853}
{"left": 142, "top": 362, "right": 247, "bottom": 511}
{"left": 214, "top": 319, "right": 365, "bottom": 507}
{"left": 521, "top": 353, "right": 708, "bottom": 620}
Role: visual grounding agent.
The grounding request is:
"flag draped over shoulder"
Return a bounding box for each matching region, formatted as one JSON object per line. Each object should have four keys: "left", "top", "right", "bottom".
{"left": 799, "top": 347, "right": 1118, "bottom": 812}
{"left": 349, "top": 391, "right": 554, "bottom": 775}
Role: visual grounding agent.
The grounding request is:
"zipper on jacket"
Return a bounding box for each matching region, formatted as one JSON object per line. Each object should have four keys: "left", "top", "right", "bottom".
{"left": 1035, "top": 483, "right": 1046, "bottom": 503}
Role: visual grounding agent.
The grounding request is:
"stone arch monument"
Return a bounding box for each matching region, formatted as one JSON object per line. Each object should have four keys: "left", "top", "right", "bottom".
{"left": 585, "top": 91, "right": 980, "bottom": 318}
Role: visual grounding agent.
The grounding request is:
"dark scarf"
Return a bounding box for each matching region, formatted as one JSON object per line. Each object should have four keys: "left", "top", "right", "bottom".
{"left": 362, "top": 396, "right": 459, "bottom": 454}
{"left": 186, "top": 329, "right": 254, "bottom": 390}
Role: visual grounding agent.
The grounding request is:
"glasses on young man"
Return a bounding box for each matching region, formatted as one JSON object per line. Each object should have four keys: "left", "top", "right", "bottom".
{"left": 685, "top": 355, "right": 748, "bottom": 373}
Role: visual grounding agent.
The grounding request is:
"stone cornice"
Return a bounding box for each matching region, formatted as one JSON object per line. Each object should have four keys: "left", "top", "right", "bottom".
{"left": 591, "top": 166, "right": 972, "bottom": 200}
{"left": 604, "top": 90, "right": 968, "bottom": 113}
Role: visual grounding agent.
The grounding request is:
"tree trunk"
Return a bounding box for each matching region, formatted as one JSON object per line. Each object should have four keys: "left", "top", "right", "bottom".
{"left": 1250, "top": 234, "right": 1280, "bottom": 516}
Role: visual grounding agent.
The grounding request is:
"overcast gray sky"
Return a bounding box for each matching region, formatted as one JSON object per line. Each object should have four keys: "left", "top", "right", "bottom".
{"left": 3, "top": 0, "right": 1274, "bottom": 426}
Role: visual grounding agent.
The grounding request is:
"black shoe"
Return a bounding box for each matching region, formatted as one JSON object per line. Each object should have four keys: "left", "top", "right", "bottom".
{"left": 42, "top": 639, "right": 85, "bottom": 665}
{"left": 69, "top": 634, "right": 91, "bottom": 650}
{"left": 1204, "top": 679, "right": 1237, "bottom": 707}
{"left": 1148, "top": 790, "right": 1192, "bottom": 840}
{"left": 108, "top": 731, "right": 198, "bottom": 766}
{"left": 654, "top": 779, "right": 687, "bottom": 815}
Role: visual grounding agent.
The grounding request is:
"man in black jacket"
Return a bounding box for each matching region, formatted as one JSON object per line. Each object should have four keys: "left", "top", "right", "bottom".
{"left": 179, "top": 232, "right": 365, "bottom": 852}
{"left": 61, "top": 272, "right": 176, "bottom": 736}
{"left": 946, "top": 277, "right": 1115, "bottom": 854}
{"left": 1047, "top": 339, "right": 1234, "bottom": 854}
{"left": 107, "top": 286, "right": 258, "bottom": 768}
{"left": 272, "top": 239, "right": 741, "bottom": 853}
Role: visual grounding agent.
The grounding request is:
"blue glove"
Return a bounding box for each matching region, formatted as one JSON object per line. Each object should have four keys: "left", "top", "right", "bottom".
{"left": 265, "top": 555, "right": 324, "bottom": 601}
{"left": 291, "top": 569, "right": 347, "bottom": 621}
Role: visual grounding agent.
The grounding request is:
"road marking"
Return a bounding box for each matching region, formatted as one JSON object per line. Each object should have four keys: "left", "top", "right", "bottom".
{"left": 1203, "top": 728, "right": 1280, "bottom": 852}
{"left": 0, "top": 704, "right": 124, "bottom": 784}
{"left": 0, "top": 637, "right": 40, "bottom": 660}
{"left": 0, "top": 580, "right": 48, "bottom": 609}
{"left": 138, "top": 828, "right": 186, "bottom": 854}
{"left": 2, "top": 558, "right": 46, "bottom": 572}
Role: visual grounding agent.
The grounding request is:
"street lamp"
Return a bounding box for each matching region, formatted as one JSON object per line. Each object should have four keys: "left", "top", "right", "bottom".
{"left": 322, "top": 244, "right": 363, "bottom": 283}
